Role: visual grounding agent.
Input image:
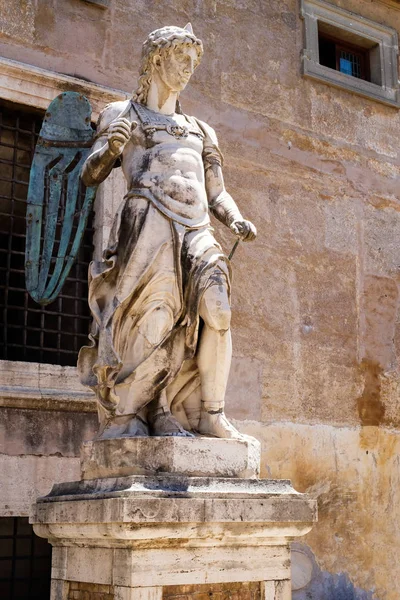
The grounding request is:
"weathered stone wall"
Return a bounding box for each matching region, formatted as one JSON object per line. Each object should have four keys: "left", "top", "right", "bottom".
{"left": 0, "top": 407, "right": 97, "bottom": 515}
{"left": 68, "top": 582, "right": 114, "bottom": 600}
{"left": 62, "top": 581, "right": 262, "bottom": 600}
{"left": 1, "top": 0, "right": 400, "bottom": 598}
{"left": 0, "top": 362, "right": 97, "bottom": 515}
{"left": 163, "top": 582, "right": 261, "bottom": 599}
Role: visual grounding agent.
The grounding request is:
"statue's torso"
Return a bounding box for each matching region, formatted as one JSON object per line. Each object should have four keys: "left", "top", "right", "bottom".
{"left": 120, "top": 103, "right": 210, "bottom": 228}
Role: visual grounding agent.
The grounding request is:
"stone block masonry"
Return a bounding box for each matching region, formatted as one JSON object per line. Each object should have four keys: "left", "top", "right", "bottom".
{"left": 163, "top": 582, "right": 261, "bottom": 599}
{"left": 60, "top": 581, "right": 292, "bottom": 600}
{"left": 68, "top": 581, "right": 114, "bottom": 599}
{"left": 64, "top": 581, "right": 280, "bottom": 600}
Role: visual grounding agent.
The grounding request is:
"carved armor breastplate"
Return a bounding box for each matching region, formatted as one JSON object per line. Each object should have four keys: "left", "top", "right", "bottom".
{"left": 123, "top": 101, "right": 212, "bottom": 229}
{"left": 131, "top": 101, "right": 205, "bottom": 142}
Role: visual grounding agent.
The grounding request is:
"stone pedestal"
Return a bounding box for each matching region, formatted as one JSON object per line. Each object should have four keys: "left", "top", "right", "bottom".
{"left": 31, "top": 438, "right": 317, "bottom": 600}
{"left": 81, "top": 436, "right": 261, "bottom": 479}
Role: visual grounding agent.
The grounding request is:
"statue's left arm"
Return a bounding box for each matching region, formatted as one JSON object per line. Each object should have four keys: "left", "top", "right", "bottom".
{"left": 199, "top": 119, "right": 257, "bottom": 242}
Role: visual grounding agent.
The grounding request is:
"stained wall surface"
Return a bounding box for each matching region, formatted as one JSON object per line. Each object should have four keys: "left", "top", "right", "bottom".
{"left": 1, "top": 0, "right": 400, "bottom": 598}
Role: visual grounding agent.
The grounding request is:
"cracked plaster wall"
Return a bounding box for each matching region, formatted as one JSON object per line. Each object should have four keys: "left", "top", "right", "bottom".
{"left": 1, "top": 0, "right": 400, "bottom": 598}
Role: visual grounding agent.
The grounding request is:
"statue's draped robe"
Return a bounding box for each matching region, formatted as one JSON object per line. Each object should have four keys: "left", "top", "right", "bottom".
{"left": 78, "top": 102, "right": 231, "bottom": 430}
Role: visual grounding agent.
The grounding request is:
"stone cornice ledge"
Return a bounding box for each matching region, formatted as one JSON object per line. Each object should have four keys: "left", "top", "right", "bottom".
{"left": 0, "top": 56, "right": 129, "bottom": 118}
{"left": 0, "top": 360, "right": 96, "bottom": 412}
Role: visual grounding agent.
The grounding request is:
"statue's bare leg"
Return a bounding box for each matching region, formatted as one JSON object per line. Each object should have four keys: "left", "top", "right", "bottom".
{"left": 196, "top": 281, "right": 245, "bottom": 439}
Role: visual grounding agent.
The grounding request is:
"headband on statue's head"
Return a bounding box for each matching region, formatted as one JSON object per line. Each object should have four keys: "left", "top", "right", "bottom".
{"left": 142, "top": 23, "right": 203, "bottom": 58}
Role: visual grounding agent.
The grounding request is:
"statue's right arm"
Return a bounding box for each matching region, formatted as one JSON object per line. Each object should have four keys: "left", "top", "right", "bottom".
{"left": 81, "top": 102, "right": 132, "bottom": 187}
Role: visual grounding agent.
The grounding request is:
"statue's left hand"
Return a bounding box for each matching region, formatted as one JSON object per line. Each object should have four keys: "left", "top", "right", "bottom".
{"left": 230, "top": 219, "right": 257, "bottom": 242}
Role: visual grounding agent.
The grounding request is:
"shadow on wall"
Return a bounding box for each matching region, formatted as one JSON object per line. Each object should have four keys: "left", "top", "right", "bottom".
{"left": 292, "top": 544, "right": 375, "bottom": 600}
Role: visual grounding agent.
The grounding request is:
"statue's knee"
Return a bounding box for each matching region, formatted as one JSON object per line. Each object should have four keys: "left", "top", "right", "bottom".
{"left": 200, "top": 287, "right": 231, "bottom": 331}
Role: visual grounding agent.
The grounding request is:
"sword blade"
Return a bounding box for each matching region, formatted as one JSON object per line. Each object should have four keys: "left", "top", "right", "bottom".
{"left": 228, "top": 239, "right": 240, "bottom": 261}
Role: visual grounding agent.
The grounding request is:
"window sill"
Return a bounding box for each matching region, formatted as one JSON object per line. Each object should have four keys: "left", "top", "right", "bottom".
{"left": 302, "top": 56, "right": 400, "bottom": 108}
{"left": 81, "top": 0, "right": 110, "bottom": 7}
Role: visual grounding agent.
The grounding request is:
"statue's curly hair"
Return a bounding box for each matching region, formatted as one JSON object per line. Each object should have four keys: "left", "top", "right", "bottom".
{"left": 132, "top": 26, "right": 203, "bottom": 107}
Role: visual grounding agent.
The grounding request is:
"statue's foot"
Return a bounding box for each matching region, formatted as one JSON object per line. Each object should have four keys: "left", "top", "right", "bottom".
{"left": 149, "top": 411, "right": 194, "bottom": 437}
{"left": 196, "top": 411, "right": 246, "bottom": 440}
{"left": 97, "top": 415, "right": 149, "bottom": 439}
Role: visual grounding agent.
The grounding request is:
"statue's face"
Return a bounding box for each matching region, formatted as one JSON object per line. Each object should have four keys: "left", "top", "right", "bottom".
{"left": 154, "top": 45, "right": 200, "bottom": 93}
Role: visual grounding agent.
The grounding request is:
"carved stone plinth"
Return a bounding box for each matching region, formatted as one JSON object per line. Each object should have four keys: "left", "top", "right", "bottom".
{"left": 81, "top": 436, "right": 261, "bottom": 479}
{"left": 31, "top": 438, "right": 317, "bottom": 600}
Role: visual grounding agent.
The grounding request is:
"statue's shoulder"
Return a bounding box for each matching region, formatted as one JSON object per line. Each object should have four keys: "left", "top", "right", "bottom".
{"left": 97, "top": 99, "right": 132, "bottom": 129}
{"left": 189, "top": 116, "right": 219, "bottom": 146}
{"left": 188, "top": 116, "right": 223, "bottom": 167}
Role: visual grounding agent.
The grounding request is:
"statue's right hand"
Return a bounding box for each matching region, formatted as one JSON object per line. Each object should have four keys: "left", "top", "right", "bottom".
{"left": 108, "top": 118, "right": 135, "bottom": 155}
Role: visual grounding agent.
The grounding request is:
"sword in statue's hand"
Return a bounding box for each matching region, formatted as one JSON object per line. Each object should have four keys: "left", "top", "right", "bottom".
{"left": 228, "top": 239, "right": 240, "bottom": 261}
{"left": 228, "top": 219, "right": 257, "bottom": 261}
{"left": 229, "top": 221, "right": 247, "bottom": 261}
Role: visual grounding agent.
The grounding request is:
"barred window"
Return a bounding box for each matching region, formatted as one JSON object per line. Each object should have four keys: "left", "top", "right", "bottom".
{"left": 0, "top": 100, "right": 93, "bottom": 366}
{"left": 0, "top": 517, "right": 51, "bottom": 600}
{"left": 318, "top": 29, "right": 369, "bottom": 82}
{"left": 301, "top": 0, "right": 399, "bottom": 108}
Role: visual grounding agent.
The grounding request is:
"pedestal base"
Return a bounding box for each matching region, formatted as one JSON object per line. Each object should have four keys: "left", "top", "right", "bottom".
{"left": 81, "top": 435, "right": 261, "bottom": 479}
{"left": 31, "top": 474, "right": 317, "bottom": 600}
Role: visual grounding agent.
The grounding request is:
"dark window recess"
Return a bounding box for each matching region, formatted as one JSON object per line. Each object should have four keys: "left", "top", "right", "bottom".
{"left": 317, "top": 22, "right": 380, "bottom": 84}
{"left": 0, "top": 517, "right": 52, "bottom": 600}
{"left": 318, "top": 33, "right": 369, "bottom": 80}
{"left": 0, "top": 101, "right": 94, "bottom": 366}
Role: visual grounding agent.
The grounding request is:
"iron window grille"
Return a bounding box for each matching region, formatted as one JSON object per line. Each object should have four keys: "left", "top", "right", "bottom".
{"left": 0, "top": 100, "right": 94, "bottom": 366}
{"left": 0, "top": 517, "right": 52, "bottom": 600}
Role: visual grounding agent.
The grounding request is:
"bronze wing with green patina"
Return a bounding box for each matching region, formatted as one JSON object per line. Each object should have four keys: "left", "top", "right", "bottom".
{"left": 25, "top": 91, "right": 97, "bottom": 305}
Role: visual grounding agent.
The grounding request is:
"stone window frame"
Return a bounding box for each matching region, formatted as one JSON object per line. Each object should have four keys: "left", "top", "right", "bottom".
{"left": 300, "top": 0, "right": 400, "bottom": 108}
{"left": 81, "top": 0, "right": 110, "bottom": 7}
{"left": 0, "top": 56, "right": 127, "bottom": 403}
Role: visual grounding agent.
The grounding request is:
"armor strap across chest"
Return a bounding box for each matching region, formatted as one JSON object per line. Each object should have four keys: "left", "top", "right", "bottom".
{"left": 132, "top": 101, "right": 204, "bottom": 141}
